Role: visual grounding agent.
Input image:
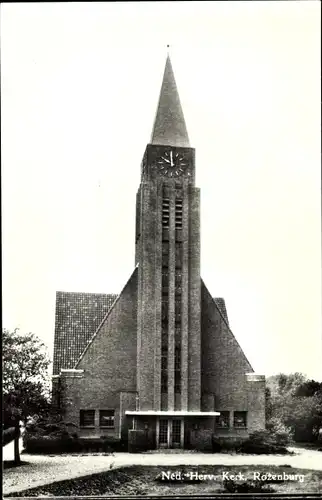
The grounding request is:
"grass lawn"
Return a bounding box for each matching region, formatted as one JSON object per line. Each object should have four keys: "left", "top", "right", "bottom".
{"left": 5, "top": 464, "right": 322, "bottom": 496}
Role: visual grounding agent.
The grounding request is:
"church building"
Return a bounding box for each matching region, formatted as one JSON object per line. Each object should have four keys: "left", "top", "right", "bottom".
{"left": 52, "top": 55, "right": 265, "bottom": 451}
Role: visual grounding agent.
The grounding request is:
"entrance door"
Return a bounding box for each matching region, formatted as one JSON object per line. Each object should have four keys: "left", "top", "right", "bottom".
{"left": 159, "top": 419, "right": 168, "bottom": 447}
{"left": 157, "top": 418, "right": 184, "bottom": 448}
{"left": 171, "top": 418, "right": 182, "bottom": 448}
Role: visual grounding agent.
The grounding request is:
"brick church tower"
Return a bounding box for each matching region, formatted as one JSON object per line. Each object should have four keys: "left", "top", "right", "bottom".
{"left": 52, "top": 54, "right": 265, "bottom": 450}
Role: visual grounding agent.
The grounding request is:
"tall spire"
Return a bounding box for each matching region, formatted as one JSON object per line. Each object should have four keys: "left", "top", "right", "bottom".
{"left": 150, "top": 54, "right": 190, "bottom": 147}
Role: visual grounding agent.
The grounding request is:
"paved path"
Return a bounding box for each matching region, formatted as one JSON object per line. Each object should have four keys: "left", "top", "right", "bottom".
{"left": 3, "top": 447, "right": 322, "bottom": 495}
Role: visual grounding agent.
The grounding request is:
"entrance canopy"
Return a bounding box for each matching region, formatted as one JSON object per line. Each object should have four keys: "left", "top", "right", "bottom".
{"left": 125, "top": 411, "right": 220, "bottom": 416}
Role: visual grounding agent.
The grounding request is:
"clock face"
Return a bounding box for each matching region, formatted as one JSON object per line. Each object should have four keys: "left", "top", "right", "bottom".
{"left": 155, "top": 149, "right": 189, "bottom": 177}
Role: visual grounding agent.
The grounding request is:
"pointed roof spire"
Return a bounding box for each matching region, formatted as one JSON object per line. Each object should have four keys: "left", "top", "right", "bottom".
{"left": 150, "top": 53, "right": 190, "bottom": 147}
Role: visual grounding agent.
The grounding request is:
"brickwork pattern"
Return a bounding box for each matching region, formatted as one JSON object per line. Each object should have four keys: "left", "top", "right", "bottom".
{"left": 59, "top": 269, "right": 138, "bottom": 437}
{"left": 201, "top": 279, "right": 265, "bottom": 433}
{"left": 53, "top": 292, "right": 117, "bottom": 375}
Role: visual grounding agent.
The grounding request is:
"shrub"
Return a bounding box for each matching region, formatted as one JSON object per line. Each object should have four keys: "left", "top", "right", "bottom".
{"left": 212, "top": 436, "right": 245, "bottom": 453}
{"left": 212, "top": 438, "right": 222, "bottom": 453}
{"left": 24, "top": 418, "right": 81, "bottom": 454}
{"left": 77, "top": 437, "right": 123, "bottom": 453}
{"left": 128, "top": 430, "right": 151, "bottom": 453}
{"left": 24, "top": 418, "right": 124, "bottom": 454}
{"left": 238, "top": 430, "right": 289, "bottom": 455}
{"left": 24, "top": 434, "right": 123, "bottom": 454}
{"left": 24, "top": 434, "right": 80, "bottom": 454}
{"left": 266, "top": 418, "right": 293, "bottom": 446}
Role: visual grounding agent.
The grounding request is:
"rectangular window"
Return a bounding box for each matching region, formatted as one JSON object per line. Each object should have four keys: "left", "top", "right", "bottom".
{"left": 162, "top": 229, "right": 169, "bottom": 241}
{"left": 234, "top": 411, "right": 247, "bottom": 428}
{"left": 175, "top": 242, "right": 182, "bottom": 269}
{"left": 175, "top": 272, "right": 182, "bottom": 295}
{"left": 162, "top": 242, "right": 169, "bottom": 267}
{"left": 162, "top": 271, "right": 169, "bottom": 294}
{"left": 99, "top": 410, "right": 115, "bottom": 428}
{"left": 175, "top": 347, "right": 181, "bottom": 370}
{"left": 174, "top": 346, "right": 181, "bottom": 393}
{"left": 175, "top": 327, "right": 181, "bottom": 346}
{"left": 80, "top": 409, "right": 95, "bottom": 428}
{"left": 161, "top": 354, "right": 168, "bottom": 370}
{"left": 175, "top": 300, "right": 181, "bottom": 322}
{"left": 162, "top": 302, "right": 169, "bottom": 322}
{"left": 161, "top": 372, "right": 168, "bottom": 393}
{"left": 215, "top": 411, "right": 230, "bottom": 428}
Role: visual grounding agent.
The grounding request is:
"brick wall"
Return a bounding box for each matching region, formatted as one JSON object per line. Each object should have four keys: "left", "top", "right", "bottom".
{"left": 59, "top": 268, "right": 138, "bottom": 438}
{"left": 246, "top": 374, "right": 266, "bottom": 431}
{"left": 136, "top": 182, "right": 162, "bottom": 410}
{"left": 188, "top": 187, "right": 201, "bottom": 411}
{"left": 201, "top": 279, "right": 265, "bottom": 433}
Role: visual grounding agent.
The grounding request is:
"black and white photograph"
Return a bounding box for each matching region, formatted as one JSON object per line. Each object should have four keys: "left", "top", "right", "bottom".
{"left": 2, "top": 1, "right": 321, "bottom": 498}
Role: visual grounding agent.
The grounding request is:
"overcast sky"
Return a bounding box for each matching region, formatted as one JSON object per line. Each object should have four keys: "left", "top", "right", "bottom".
{"left": 2, "top": 1, "right": 321, "bottom": 380}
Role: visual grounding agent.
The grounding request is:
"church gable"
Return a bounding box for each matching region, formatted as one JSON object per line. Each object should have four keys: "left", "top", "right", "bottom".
{"left": 74, "top": 267, "right": 138, "bottom": 403}
{"left": 52, "top": 53, "right": 266, "bottom": 446}
{"left": 53, "top": 291, "right": 117, "bottom": 375}
{"left": 201, "top": 279, "right": 254, "bottom": 409}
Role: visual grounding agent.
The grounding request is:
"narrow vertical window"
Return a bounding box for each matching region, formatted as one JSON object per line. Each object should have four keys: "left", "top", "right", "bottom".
{"left": 175, "top": 271, "right": 182, "bottom": 296}
{"left": 162, "top": 242, "right": 169, "bottom": 267}
{"left": 174, "top": 345, "right": 181, "bottom": 394}
{"left": 175, "top": 242, "right": 182, "bottom": 269}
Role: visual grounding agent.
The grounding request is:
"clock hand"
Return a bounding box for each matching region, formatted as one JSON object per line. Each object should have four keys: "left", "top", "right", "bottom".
{"left": 170, "top": 151, "right": 174, "bottom": 167}
{"left": 161, "top": 156, "right": 170, "bottom": 164}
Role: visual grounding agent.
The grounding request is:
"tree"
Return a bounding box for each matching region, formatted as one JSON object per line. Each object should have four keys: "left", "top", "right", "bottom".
{"left": 2, "top": 328, "right": 51, "bottom": 464}
{"left": 295, "top": 380, "right": 322, "bottom": 398}
{"left": 267, "top": 372, "right": 307, "bottom": 397}
{"left": 266, "top": 372, "right": 322, "bottom": 444}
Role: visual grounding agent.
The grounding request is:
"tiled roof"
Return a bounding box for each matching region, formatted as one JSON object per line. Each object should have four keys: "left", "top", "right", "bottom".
{"left": 53, "top": 291, "right": 117, "bottom": 375}
{"left": 214, "top": 298, "right": 229, "bottom": 325}
{"left": 53, "top": 291, "right": 229, "bottom": 376}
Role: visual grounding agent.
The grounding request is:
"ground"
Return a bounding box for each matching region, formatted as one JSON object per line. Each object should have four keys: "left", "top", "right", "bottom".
{"left": 2, "top": 442, "right": 322, "bottom": 496}
{"left": 3, "top": 464, "right": 322, "bottom": 496}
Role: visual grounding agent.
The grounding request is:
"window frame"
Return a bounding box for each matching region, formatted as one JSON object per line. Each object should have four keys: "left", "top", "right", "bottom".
{"left": 99, "top": 409, "right": 115, "bottom": 429}
{"left": 215, "top": 411, "right": 230, "bottom": 428}
{"left": 161, "top": 372, "right": 168, "bottom": 393}
{"left": 80, "top": 409, "right": 95, "bottom": 428}
{"left": 233, "top": 411, "right": 247, "bottom": 428}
